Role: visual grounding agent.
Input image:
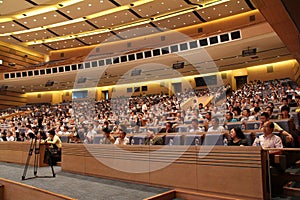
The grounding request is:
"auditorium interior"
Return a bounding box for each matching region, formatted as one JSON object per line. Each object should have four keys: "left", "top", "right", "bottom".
{"left": 0, "top": 0, "right": 300, "bottom": 199}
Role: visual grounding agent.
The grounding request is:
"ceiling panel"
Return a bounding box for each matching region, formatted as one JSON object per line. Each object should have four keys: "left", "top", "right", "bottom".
{"left": 79, "top": 32, "right": 117, "bottom": 45}
{"left": 48, "top": 21, "right": 96, "bottom": 36}
{"left": 116, "top": 24, "right": 161, "bottom": 40}
{"left": 44, "top": 39, "right": 84, "bottom": 50}
{"left": 15, "top": 30, "right": 56, "bottom": 43}
{"left": 0, "top": 1, "right": 33, "bottom": 15}
{"left": 15, "top": 11, "right": 68, "bottom": 29}
{"left": 58, "top": 0, "right": 116, "bottom": 19}
{"left": 0, "top": 21, "right": 27, "bottom": 34}
{"left": 153, "top": 13, "right": 201, "bottom": 30}
{"left": 90, "top": 10, "right": 138, "bottom": 29}
{"left": 198, "top": 0, "right": 252, "bottom": 21}
{"left": 129, "top": 0, "right": 190, "bottom": 18}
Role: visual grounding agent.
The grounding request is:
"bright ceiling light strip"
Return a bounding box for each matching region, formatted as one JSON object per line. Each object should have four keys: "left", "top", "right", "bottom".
{"left": 0, "top": 0, "right": 83, "bottom": 22}
{"left": 23, "top": 0, "right": 230, "bottom": 46}
{"left": 0, "top": 0, "right": 153, "bottom": 37}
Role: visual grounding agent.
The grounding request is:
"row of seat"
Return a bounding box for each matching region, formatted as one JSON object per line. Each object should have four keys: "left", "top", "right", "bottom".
{"left": 58, "top": 132, "right": 266, "bottom": 146}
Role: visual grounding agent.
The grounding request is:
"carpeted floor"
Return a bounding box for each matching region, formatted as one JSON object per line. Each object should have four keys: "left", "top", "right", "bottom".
{"left": 0, "top": 162, "right": 170, "bottom": 200}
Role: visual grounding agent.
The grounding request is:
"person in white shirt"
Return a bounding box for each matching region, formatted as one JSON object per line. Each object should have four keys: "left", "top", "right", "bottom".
{"left": 253, "top": 121, "right": 283, "bottom": 153}
{"left": 189, "top": 119, "right": 204, "bottom": 132}
{"left": 114, "top": 128, "right": 129, "bottom": 145}
{"left": 207, "top": 117, "right": 225, "bottom": 132}
{"left": 84, "top": 124, "right": 97, "bottom": 144}
{"left": 6, "top": 130, "right": 15, "bottom": 141}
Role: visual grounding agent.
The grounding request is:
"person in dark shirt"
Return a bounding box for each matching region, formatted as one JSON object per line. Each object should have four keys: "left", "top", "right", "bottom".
{"left": 159, "top": 122, "right": 175, "bottom": 133}
{"left": 145, "top": 129, "right": 163, "bottom": 145}
{"left": 227, "top": 127, "right": 249, "bottom": 146}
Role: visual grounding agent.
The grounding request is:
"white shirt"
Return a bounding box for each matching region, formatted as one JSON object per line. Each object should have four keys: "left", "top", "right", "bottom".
{"left": 207, "top": 126, "right": 225, "bottom": 132}
{"left": 114, "top": 137, "right": 129, "bottom": 145}
{"left": 6, "top": 135, "right": 15, "bottom": 141}
{"left": 253, "top": 133, "right": 283, "bottom": 149}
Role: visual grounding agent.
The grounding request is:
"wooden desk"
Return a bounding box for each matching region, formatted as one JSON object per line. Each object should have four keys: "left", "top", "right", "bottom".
{"left": 62, "top": 144, "right": 270, "bottom": 199}
{"left": 0, "top": 142, "right": 48, "bottom": 167}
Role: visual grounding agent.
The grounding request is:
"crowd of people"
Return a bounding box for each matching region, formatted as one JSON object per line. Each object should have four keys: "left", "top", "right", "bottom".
{"left": 0, "top": 78, "right": 299, "bottom": 150}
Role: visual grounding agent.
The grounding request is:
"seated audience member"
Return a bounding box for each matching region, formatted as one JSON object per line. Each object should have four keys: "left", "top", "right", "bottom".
{"left": 114, "top": 128, "right": 129, "bottom": 145}
{"left": 240, "top": 108, "right": 251, "bottom": 122}
{"left": 225, "top": 111, "right": 237, "bottom": 123}
{"left": 102, "top": 128, "right": 115, "bottom": 144}
{"left": 145, "top": 129, "right": 163, "bottom": 145}
{"left": 207, "top": 117, "right": 225, "bottom": 132}
{"left": 253, "top": 121, "right": 283, "bottom": 153}
{"left": 84, "top": 124, "right": 97, "bottom": 144}
{"left": 203, "top": 111, "right": 212, "bottom": 131}
{"left": 265, "top": 106, "right": 277, "bottom": 119}
{"left": 250, "top": 107, "right": 261, "bottom": 121}
{"left": 280, "top": 105, "right": 290, "bottom": 119}
{"left": 227, "top": 127, "right": 249, "bottom": 146}
{"left": 189, "top": 118, "right": 204, "bottom": 132}
{"left": 25, "top": 124, "right": 35, "bottom": 140}
{"left": 259, "top": 112, "right": 294, "bottom": 145}
{"left": 6, "top": 130, "right": 15, "bottom": 141}
{"left": 159, "top": 122, "right": 175, "bottom": 133}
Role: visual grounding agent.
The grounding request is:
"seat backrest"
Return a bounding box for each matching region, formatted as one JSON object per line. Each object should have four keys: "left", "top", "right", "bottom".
{"left": 60, "top": 135, "right": 69, "bottom": 143}
{"left": 132, "top": 134, "right": 147, "bottom": 145}
{"left": 184, "top": 135, "right": 202, "bottom": 146}
{"left": 175, "top": 126, "right": 189, "bottom": 133}
{"left": 202, "top": 133, "right": 224, "bottom": 146}
{"left": 93, "top": 135, "right": 103, "bottom": 144}
{"left": 165, "top": 135, "right": 183, "bottom": 145}
{"left": 245, "top": 121, "right": 260, "bottom": 130}
{"left": 224, "top": 122, "right": 242, "bottom": 130}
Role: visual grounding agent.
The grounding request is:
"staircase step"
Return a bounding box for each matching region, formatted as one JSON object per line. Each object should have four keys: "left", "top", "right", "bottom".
{"left": 283, "top": 181, "right": 300, "bottom": 197}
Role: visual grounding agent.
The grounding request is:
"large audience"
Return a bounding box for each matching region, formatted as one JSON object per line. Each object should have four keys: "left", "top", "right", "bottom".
{"left": 0, "top": 78, "right": 299, "bottom": 148}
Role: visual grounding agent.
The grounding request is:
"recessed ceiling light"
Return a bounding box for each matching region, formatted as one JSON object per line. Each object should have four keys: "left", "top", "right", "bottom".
{"left": 24, "top": 21, "right": 27, "bottom": 24}
{"left": 88, "top": 4, "right": 92, "bottom": 6}
{"left": 11, "top": 24, "right": 15, "bottom": 27}
{"left": 43, "top": 16, "right": 47, "bottom": 19}
{"left": 77, "top": 7, "right": 81, "bottom": 10}
{"left": 99, "top": 0, "right": 103, "bottom": 3}
{"left": 1, "top": 26, "right": 5, "bottom": 28}
{"left": 33, "top": 19, "right": 37, "bottom": 22}
{"left": 66, "top": 10, "right": 70, "bottom": 13}
{"left": 53, "top": 14, "right": 57, "bottom": 17}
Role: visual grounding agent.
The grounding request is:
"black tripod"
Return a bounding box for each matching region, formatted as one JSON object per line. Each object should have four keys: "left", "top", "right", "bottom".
{"left": 22, "top": 136, "right": 56, "bottom": 180}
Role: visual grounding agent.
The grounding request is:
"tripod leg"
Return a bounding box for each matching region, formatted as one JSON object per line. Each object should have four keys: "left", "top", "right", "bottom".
{"left": 46, "top": 149, "right": 56, "bottom": 177}
{"left": 22, "top": 138, "right": 35, "bottom": 180}
{"left": 33, "top": 139, "right": 40, "bottom": 176}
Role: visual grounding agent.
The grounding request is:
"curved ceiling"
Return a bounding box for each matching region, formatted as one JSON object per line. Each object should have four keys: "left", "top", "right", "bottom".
{"left": 0, "top": 0, "right": 298, "bottom": 93}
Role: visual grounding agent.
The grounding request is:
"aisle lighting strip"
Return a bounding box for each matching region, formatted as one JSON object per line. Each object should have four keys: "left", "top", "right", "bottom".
{"left": 0, "top": 0, "right": 154, "bottom": 37}
{"left": 0, "top": 0, "right": 83, "bottom": 23}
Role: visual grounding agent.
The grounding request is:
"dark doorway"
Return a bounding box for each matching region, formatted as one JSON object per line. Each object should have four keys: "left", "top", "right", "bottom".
{"left": 102, "top": 90, "right": 109, "bottom": 100}
{"left": 235, "top": 75, "right": 248, "bottom": 89}
{"left": 172, "top": 82, "right": 182, "bottom": 94}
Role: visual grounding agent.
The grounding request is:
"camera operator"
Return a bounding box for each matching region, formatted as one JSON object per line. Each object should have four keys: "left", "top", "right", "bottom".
{"left": 41, "top": 129, "right": 62, "bottom": 165}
